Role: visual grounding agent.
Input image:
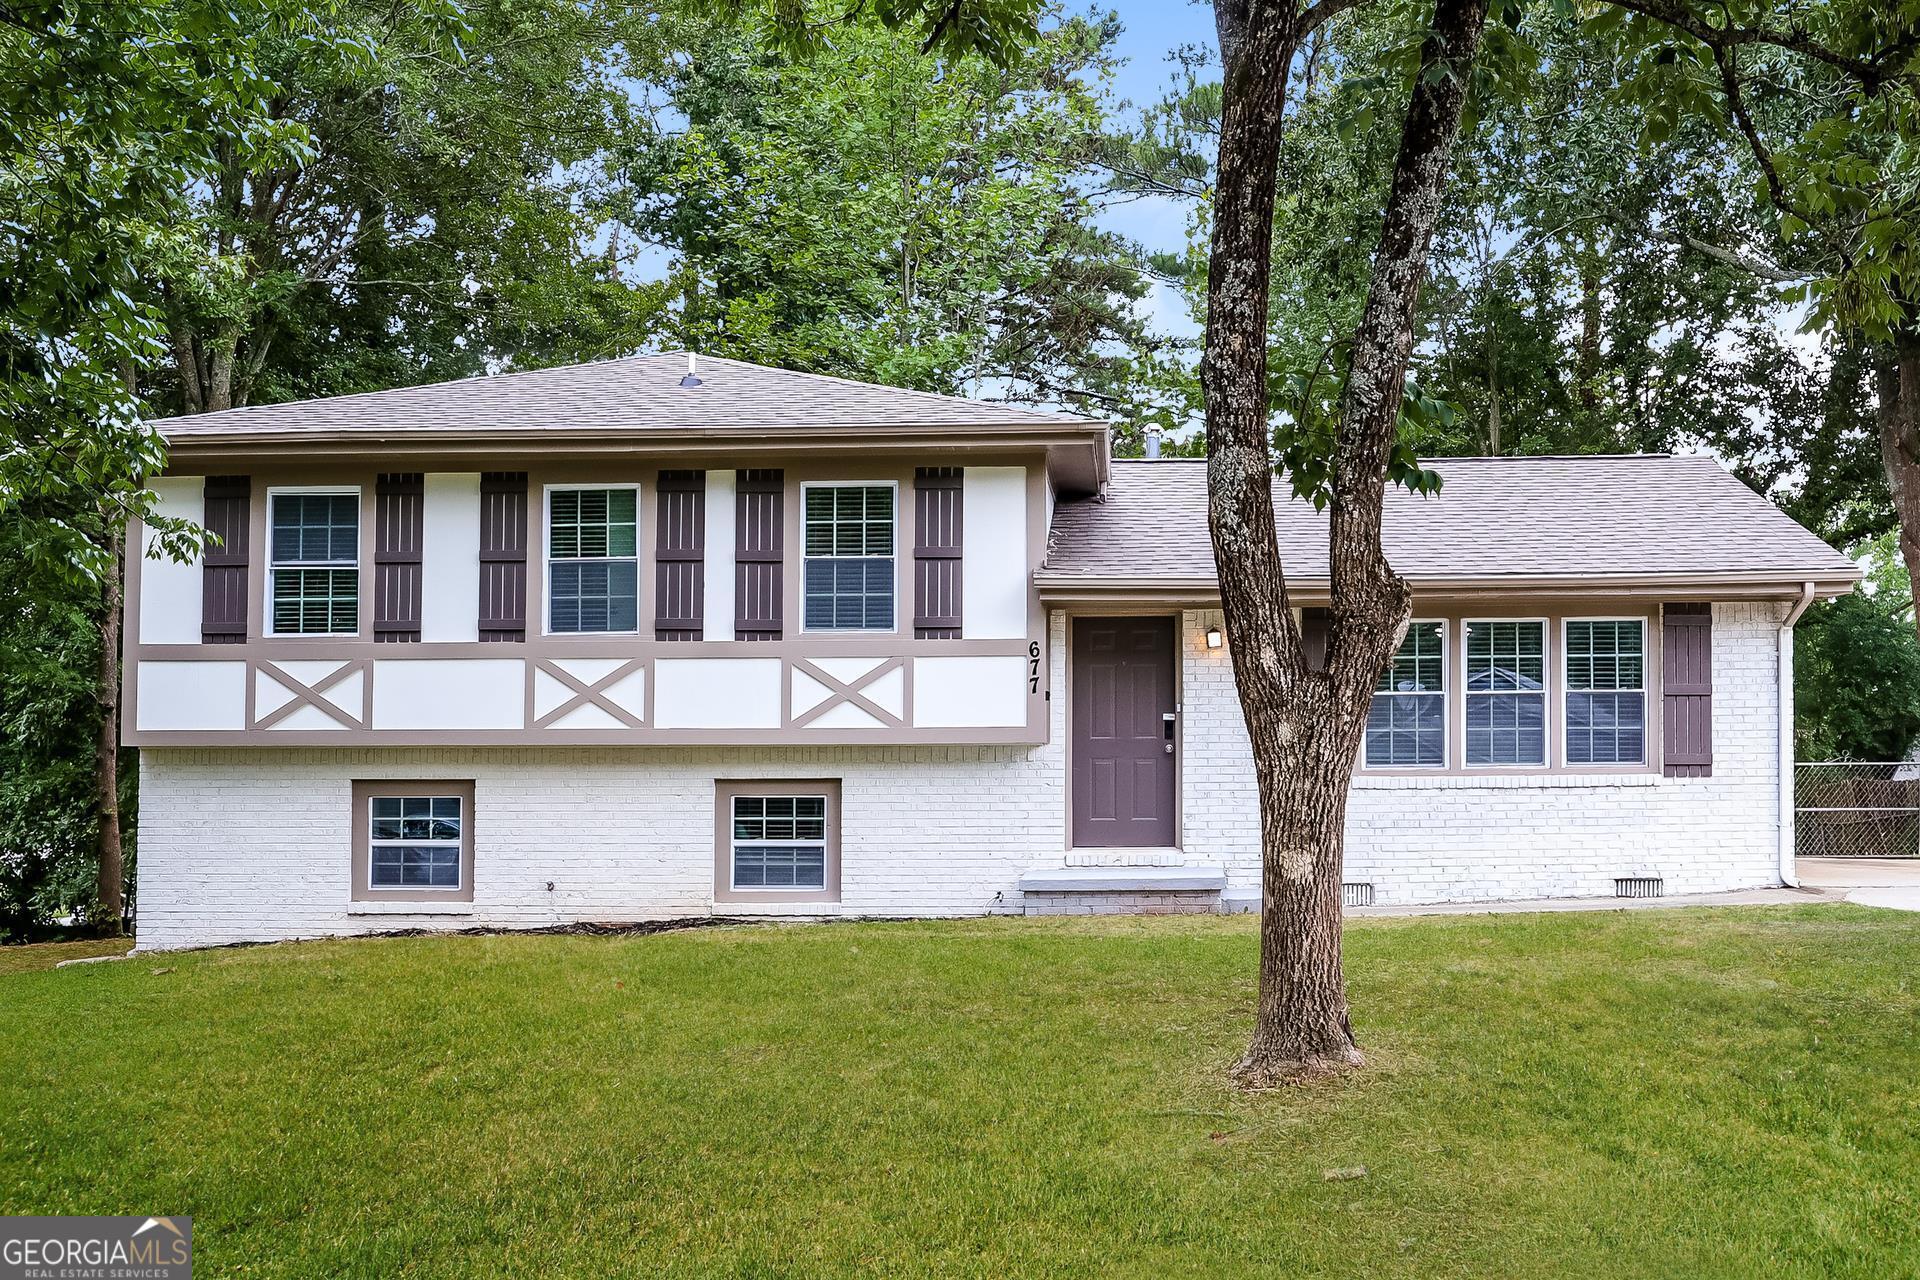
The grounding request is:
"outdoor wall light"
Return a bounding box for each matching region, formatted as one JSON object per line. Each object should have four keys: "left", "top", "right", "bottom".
{"left": 1205, "top": 625, "right": 1224, "bottom": 650}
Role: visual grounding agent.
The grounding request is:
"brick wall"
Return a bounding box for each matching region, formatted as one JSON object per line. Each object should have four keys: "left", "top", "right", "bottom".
{"left": 1180, "top": 603, "right": 1787, "bottom": 905}
{"left": 133, "top": 615, "right": 1072, "bottom": 950}
{"left": 136, "top": 605, "right": 1790, "bottom": 948}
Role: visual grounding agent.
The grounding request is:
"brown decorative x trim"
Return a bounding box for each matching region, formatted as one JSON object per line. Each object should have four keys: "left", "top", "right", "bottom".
{"left": 533, "top": 658, "right": 649, "bottom": 729}
{"left": 788, "top": 656, "right": 907, "bottom": 729}
{"left": 252, "top": 659, "right": 368, "bottom": 729}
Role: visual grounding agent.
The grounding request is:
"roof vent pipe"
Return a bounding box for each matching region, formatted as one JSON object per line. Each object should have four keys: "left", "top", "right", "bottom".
{"left": 1143, "top": 424, "right": 1161, "bottom": 459}
{"left": 680, "top": 350, "right": 702, "bottom": 388}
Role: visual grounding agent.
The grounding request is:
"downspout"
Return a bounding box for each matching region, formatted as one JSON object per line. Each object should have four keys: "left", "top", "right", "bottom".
{"left": 1778, "top": 581, "right": 1816, "bottom": 887}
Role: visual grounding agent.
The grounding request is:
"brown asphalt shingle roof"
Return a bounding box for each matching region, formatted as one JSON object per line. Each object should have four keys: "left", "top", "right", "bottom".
{"left": 1041, "top": 456, "right": 1859, "bottom": 586}
{"left": 159, "top": 352, "right": 1100, "bottom": 437}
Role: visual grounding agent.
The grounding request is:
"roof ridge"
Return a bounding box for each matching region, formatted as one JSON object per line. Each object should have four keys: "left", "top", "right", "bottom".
{"left": 150, "top": 353, "right": 653, "bottom": 424}
{"left": 693, "top": 354, "right": 1100, "bottom": 424}
{"left": 1108, "top": 453, "right": 1692, "bottom": 466}
{"left": 156, "top": 350, "right": 1106, "bottom": 430}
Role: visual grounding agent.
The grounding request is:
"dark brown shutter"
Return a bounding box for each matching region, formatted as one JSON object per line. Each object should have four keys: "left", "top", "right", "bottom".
{"left": 655, "top": 470, "right": 704, "bottom": 641}
{"left": 735, "top": 469, "right": 783, "bottom": 641}
{"left": 374, "top": 473, "right": 424, "bottom": 643}
{"left": 1301, "top": 607, "right": 1331, "bottom": 672}
{"left": 479, "top": 472, "right": 528, "bottom": 642}
{"left": 200, "top": 475, "right": 251, "bottom": 644}
{"left": 913, "top": 467, "right": 964, "bottom": 638}
{"left": 1662, "top": 603, "right": 1713, "bottom": 777}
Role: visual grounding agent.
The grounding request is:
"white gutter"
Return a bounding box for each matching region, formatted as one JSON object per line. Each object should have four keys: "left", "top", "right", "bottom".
{"left": 1778, "top": 581, "right": 1817, "bottom": 887}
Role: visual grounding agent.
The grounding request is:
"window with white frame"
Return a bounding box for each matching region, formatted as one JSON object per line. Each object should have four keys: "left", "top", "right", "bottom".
{"left": 802, "top": 483, "right": 894, "bottom": 631}
{"left": 730, "top": 794, "right": 829, "bottom": 890}
{"left": 1464, "top": 620, "right": 1547, "bottom": 766}
{"left": 368, "top": 795, "right": 463, "bottom": 889}
{"left": 548, "top": 487, "right": 638, "bottom": 633}
{"left": 269, "top": 490, "right": 359, "bottom": 634}
{"left": 1366, "top": 621, "right": 1446, "bottom": 767}
{"left": 1565, "top": 620, "right": 1647, "bottom": 765}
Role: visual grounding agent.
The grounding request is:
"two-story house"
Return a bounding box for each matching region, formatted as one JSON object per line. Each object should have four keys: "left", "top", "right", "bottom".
{"left": 124, "top": 354, "right": 1860, "bottom": 948}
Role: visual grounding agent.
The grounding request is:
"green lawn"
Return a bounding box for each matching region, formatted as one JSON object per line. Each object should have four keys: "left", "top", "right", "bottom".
{"left": 4, "top": 908, "right": 1918, "bottom": 1278}
{"left": 0, "top": 937, "right": 133, "bottom": 976}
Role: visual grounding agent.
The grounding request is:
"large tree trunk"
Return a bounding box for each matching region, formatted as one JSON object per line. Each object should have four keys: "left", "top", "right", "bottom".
{"left": 1204, "top": 0, "right": 1491, "bottom": 1087}
{"left": 1879, "top": 327, "right": 1920, "bottom": 643}
{"left": 94, "top": 520, "right": 126, "bottom": 935}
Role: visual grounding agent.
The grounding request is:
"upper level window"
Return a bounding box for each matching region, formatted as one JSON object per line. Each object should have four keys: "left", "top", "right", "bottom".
{"left": 1366, "top": 621, "right": 1445, "bottom": 767}
{"left": 548, "top": 486, "right": 638, "bottom": 633}
{"left": 803, "top": 483, "right": 895, "bottom": 631}
{"left": 1465, "top": 620, "right": 1546, "bottom": 766}
{"left": 1565, "top": 620, "right": 1647, "bottom": 765}
{"left": 269, "top": 490, "right": 359, "bottom": 635}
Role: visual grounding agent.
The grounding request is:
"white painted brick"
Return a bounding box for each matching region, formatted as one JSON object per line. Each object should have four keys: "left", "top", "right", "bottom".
{"left": 138, "top": 605, "right": 1789, "bottom": 947}
{"left": 1180, "top": 603, "right": 1786, "bottom": 906}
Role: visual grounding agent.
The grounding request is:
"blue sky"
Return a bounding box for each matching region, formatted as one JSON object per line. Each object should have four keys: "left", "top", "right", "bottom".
{"left": 1090, "top": 1, "right": 1217, "bottom": 338}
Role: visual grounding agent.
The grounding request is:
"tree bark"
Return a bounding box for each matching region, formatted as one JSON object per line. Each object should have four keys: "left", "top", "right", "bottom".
{"left": 1578, "top": 249, "right": 1602, "bottom": 411}
{"left": 94, "top": 519, "right": 126, "bottom": 935}
{"left": 1485, "top": 323, "right": 1502, "bottom": 455}
{"left": 1204, "top": 0, "right": 1491, "bottom": 1087}
{"left": 1878, "top": 327, "right": 1920, "bottom": 644}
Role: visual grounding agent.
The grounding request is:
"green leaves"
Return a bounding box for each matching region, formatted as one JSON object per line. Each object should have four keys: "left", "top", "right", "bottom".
{"left": 1270, "top": 355, "right": 1451, "bottom": 510}
{"left": 713, "top": 0, "right": 1045, "bottom": 67}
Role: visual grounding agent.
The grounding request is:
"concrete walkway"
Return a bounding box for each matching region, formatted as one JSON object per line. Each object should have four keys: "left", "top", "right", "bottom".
{"left": 1795, "top": 857, "right": 1920, "bottom": 911}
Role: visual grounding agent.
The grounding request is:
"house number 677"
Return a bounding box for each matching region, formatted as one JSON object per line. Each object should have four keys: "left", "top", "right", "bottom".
{"left": 1027, "top": 641, "right": 1041, "bottom": 693}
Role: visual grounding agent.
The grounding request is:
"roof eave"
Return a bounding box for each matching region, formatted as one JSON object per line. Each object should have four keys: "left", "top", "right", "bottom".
{"left": 1034, "top": 569, "right": 1863, "bottom": 606}
{"left": 160, "top": 420, "right": 1111, "bottom": 492}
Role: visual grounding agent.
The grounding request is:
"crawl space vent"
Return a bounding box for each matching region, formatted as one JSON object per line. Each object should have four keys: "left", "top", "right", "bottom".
{"left": 1341, "top": 882, "right": 1375, "bottom": 908}
{"left": 1614, "top": 877, "right": 1665, "bottom": 899}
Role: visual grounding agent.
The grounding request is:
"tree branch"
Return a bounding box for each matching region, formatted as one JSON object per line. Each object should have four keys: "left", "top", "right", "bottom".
{"left": 1675, "top": 232, "right": 1810, "bottom": 283}
{"left": 1608, "top": 0, "right": 1903, "bottom": 91}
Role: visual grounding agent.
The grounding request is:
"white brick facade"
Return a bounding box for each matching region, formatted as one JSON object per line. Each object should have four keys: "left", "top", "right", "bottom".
{"left": 133, "top": 615, "right": 1072, "bottom": 950}
{"left": 1181, "top": 602, "right": 1788, "bottom": 904}
{"left": 135, "top": 605, "right": 1791, "bottom": 949}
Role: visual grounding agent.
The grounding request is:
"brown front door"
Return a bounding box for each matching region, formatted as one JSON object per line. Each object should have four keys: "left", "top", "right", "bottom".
{"left": 1072, "top": 616, "right": 1177, "bottom": 847}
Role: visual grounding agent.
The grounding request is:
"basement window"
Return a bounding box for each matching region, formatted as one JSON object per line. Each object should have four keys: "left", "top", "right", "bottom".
{"left": 714, "top": 780, "right": 841, "bottom": 904}
{"left": 351, "top": 780, "right": 476, "bottom": 903}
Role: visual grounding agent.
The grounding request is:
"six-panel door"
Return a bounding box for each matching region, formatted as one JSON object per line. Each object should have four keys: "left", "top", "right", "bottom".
{"left": 1071, "top": 616, "right": 1176, "bottom": 847}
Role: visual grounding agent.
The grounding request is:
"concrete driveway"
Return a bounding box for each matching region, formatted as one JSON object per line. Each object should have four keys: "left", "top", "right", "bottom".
{"left": 1797, "top": 857, "right": 1920, "bottom": 911}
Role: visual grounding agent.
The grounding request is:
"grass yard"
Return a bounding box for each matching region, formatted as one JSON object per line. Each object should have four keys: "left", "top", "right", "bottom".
{"left": 0, "top": 937, "right": 133, "bottom": 976}
{"left": 4, "top": 907, "right": 1919, "bottom": 1278}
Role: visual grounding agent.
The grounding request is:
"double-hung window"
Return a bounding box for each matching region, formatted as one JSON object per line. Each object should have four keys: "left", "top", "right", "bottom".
{"left": 1366, "top": 621, "right": 1446, "bottom": 767}
{"left": 269, "top": 490, "right": 359, "bottom": 635}
{"left": 1465, "top": 620, "right": 1547, "bottom": 766}
{"left": 548, "top": 486, "right": 638, "bottom": 633}
{"left": 731, "top": 795, "right": 829, "bottom": 889}
{"left": 369, "top": 795, "right": 463, "bottom": 889}
{"left": 715, "top": 780, "right": 841, "bottom": 903}
{"left": 352, "top": 780, "right": 475, "bottom": 902}
{"left": 802, "top": 483, "right": 895, "bottom": 631}
{"left": 1565, "top": 620, "right": 1647, "bottom": 765}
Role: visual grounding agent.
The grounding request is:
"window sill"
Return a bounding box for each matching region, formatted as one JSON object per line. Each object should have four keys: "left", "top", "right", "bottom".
{"left": 347, "top": 900, "right": 475, "bottom": 916}
{"left": 1352, "top": 771, "right": 1661, "bottom": 790}
{"left": 718, "top": 901, "right": 843, "bottom": 916}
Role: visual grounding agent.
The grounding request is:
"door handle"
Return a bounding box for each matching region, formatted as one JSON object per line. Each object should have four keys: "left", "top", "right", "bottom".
{"left": 1163, "top": 712, "right": 1176, "bottom": 752}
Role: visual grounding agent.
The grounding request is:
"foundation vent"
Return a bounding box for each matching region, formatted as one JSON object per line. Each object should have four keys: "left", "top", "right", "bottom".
{"left": 1341, "top": 882, "right": 1375, "bottom": 909}
{"left": 1614, "top": 877, "right": 1665, "bottom": 899}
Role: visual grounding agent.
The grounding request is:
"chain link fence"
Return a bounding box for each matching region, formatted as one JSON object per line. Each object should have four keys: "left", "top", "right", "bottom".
{"left": 1796, "top": 762, "right": 1920, "bottom": 859}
